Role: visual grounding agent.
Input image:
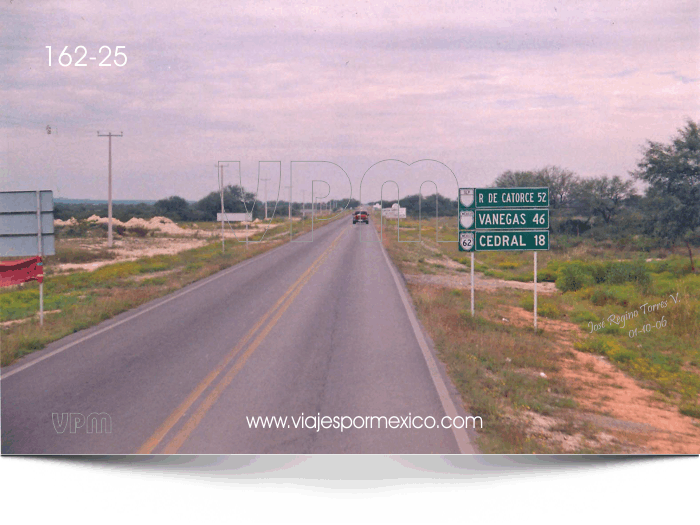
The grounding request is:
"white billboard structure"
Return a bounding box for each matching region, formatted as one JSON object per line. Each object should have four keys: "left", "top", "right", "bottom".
{"left": 217, "top": 212, "right": 253, "bottom": 222}
{"left": 0, "top": 190, "right": 54, "bottom": 325}
{"left": 381, "top": 203, "right": 407, "bottom": 219}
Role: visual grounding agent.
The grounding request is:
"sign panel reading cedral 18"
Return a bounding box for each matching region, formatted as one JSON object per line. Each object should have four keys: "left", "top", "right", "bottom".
{"left": 458, "top": 187, "right": 550, "bottom": 252}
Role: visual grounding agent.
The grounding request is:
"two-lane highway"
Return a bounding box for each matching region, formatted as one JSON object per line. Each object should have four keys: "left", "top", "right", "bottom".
{"left": 1, "top": 216, "right": 476, "bottom": 454}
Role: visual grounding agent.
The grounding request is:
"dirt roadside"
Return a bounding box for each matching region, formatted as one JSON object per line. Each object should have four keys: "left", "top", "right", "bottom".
{"left": 399, "top": 255, "right": 699, "bottom": 453}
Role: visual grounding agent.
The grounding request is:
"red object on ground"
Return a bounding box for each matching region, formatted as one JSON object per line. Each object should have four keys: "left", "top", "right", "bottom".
{"left": 0, "top": 256, "right": 43, "bottom": 287}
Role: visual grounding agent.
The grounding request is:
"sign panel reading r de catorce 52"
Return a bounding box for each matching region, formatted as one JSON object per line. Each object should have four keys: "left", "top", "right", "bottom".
{"left": 475, "top": 188, "right": 549, "bottom": 208}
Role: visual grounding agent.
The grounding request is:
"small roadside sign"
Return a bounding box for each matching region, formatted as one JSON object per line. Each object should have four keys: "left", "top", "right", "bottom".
{"left": 381, "top": 206, "right": 407, "bottom": 219}
{"left": 0, "top": 190, "right": 54, "bottom": 326}
{"left": 0, "top": 190, "right": 55, "bottom": 257}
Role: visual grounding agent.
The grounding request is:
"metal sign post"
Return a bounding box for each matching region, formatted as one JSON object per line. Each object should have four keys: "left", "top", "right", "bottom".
{"left": 471, "top": 252, "right": 475, "bottom": 317}
{"left": 534, "top": 251, "right": 538, "bottom": 331}
{"left": 36, "top": 191, "right": 44, "bottom": 326}
{"left": 220, "top": 164, "right": 225, "bottom": 254}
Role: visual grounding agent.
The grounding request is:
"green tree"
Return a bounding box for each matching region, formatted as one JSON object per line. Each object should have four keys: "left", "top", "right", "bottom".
{"left": 195, "top": 185, "right": 258, "bottom": 220}
{"left": 494, "top": 166, "right": 578, "bottom": 211}
{"left": 572, "top": 175, "right": 636, "bottom": 225}
{"left": 632, "top": 119, "right": 700, "bottom": 272}
{"left": 154, "top": 195, "right": 190, "bottom": 221}
{"left": 537, "top": 166, "right": 578, "bottom": 211}
{"left": 493, "top": 170, "right": 542, "bottom": 188}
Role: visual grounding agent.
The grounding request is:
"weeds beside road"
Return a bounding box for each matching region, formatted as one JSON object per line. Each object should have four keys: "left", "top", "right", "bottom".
{"left": 377, "top": 213, "right": 700, "bottom": 453}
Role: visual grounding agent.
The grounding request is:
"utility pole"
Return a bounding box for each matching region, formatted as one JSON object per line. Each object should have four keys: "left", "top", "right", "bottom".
{"left": 301, "top": 189, "right": 306, "bottom": 218}
{"left": 283, "top": 184, "right": 291, "bottom": 221}
{"left": 261, "top": 178, "right": 270, "bottom": 220}
{"left": 97, "top": 131, "right": 123, "bottom": 248}
{"left": 219, "top": 163, "right": 229, "bottom": 254}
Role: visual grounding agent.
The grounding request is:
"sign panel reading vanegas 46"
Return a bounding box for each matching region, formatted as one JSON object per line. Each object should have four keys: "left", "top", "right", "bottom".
{"left": 460, "top": 209, "right": 549, "bottom": 230}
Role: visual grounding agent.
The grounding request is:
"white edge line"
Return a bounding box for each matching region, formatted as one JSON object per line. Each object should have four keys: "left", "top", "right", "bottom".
{"left": 374, "top": 226, "right": 477, "bottom": 454}
{"left": 1, "top": 232, "right": 307, "bottom": 381}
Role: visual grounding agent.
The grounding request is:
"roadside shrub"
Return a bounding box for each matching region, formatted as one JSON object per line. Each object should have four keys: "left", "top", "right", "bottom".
{"left": 574, "top": 286, "right": 595, "bottom": 301}
{"left": 537, "top": 268, "right": 558, "bottom": 282}
{"left": 545, "top": 260, "right": 563, "bottom": 273}
{"left": 599, "top": 324, "right": 622, "bottom": 335}
{"left": 50, "top": 246, "right": 117, "bottom": 264}
{"left": 590, "top": 288, "right": 612, "bottom": 306}
{"left": 519, "top": 295, "right": 561, "bottom": 319}
{"left": 508, "top": 272, "right": 534, "bottom": 282}
{"left": 538, "top": 302, "right": 561, "bottom": 319}
{"left": 555, "top": 262, "right": 595, "bottom": 292}
{"left": 600, "top": 261, "right": 650, "bottom": 288}
{"left": 679, "top": 405, "right": 700, "bottom": 419}
{"left": 497, "top": 261, "right": 519, "bottom": 269}
{"left": 647, "top": 260, "right": 670, "bottom": 273}
{"left": 572, "top": 310, "right": 598, "bottom": 325}
{"left": 574, "top": 336, "right": 621, "bottom": 356}
{"left": 590, "top": 284, "right": 640, "bottom": 308}
{"left": 128, "top": 226, "right": 149, "bottom": 238}
{"left": 556, "top": 260, "right": 651, "bottom": 293}
{"left": 92, "top": 261, "right": 141, "bottom": 280}
{"left": 665, "top": 257, "right": 693, "bottom": 277}
{"left": 607, "top": 346, "right": 638, "bottom": 364}
{"left": 184, "top": 262, "right": 204, "bottom": 273}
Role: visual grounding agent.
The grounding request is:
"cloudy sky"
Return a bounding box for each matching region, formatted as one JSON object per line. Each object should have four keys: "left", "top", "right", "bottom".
{"left": 1, "top": 0, "right": 698, "bottom": 204}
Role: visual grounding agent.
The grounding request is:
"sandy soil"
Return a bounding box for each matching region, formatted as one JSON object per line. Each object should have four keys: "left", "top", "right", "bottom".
{"left": 52, "top": 222, "right": 276, "bottom": 273}
{"left": 404, "top": 272, "right": 558, "bottom": 294}
{"left": 0, "top": 310, "right": 61, "bottom": 328}
{"left": 53, "top": 237, "right": 212, "bottom": 273}
{"left": 503, "top": 305, "right": 700, "bottom": 454}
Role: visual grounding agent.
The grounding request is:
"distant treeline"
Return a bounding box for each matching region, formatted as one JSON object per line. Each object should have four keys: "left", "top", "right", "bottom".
{"left": 55, "top": 187, "right": 361, "bottom": 222}
{"left": 371, "top": 194, "right": 458, "bottom": 217}
{"left": 377, "top": 120, "right": 699, "bottom": 270}
{"left": 55, "top": 119, "right": 698, "bottom": 270}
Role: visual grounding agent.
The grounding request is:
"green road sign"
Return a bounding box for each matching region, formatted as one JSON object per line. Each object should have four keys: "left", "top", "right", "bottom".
{"left": 459, "top": 230, "right": 550, "bottom": 251}
{"left": 459, "top": 208, "right": 549, "bottom": 230}
{"left": 460, "top": 187, "right": 549, "bottom": 209}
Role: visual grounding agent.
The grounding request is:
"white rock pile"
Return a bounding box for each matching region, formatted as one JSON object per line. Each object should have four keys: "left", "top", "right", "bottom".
{"left": 54, "top": 215, "right": 186, "bottom": 234}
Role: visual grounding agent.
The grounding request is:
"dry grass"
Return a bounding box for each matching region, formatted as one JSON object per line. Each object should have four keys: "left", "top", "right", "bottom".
{"left": 375, "top": 211, "right": 700, "bottom": 452}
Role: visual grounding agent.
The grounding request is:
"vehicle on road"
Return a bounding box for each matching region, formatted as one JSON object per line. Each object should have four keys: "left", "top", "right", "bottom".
{"left": 353, "top": 210, "right": 369, "bottom": 224}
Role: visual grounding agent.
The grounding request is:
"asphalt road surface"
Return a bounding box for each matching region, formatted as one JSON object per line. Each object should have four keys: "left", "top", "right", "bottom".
{"left": 1, "top": 216, "right": 477, "bottom": 454}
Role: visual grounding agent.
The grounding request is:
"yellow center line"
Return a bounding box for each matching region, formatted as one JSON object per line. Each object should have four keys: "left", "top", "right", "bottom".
{"left": 161, "top": 245, "right": 337, "bottom": 453}
{"left": 136, "top": 226, "right": 347, "bottom": 454}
